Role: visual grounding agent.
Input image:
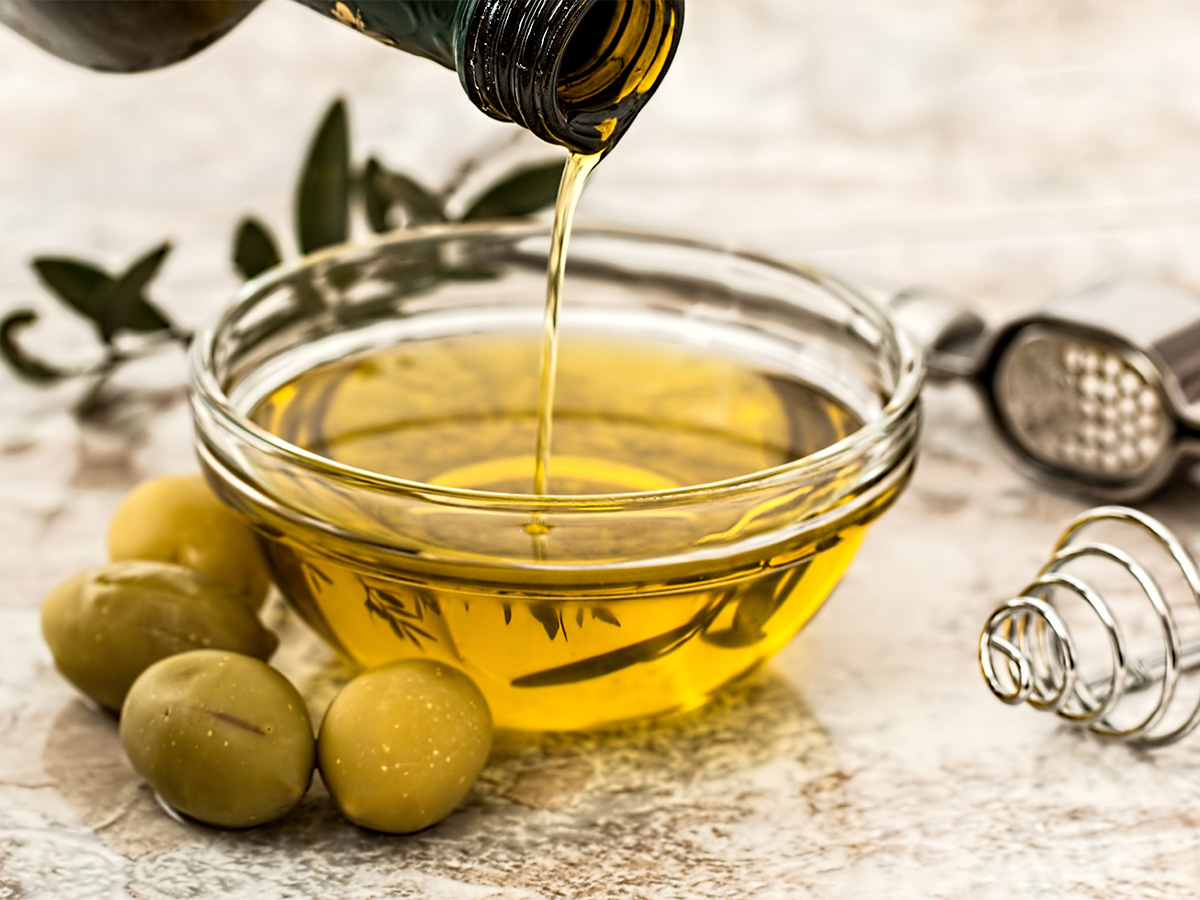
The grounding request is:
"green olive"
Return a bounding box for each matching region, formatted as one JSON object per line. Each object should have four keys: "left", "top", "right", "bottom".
{"left": 120, "top": 650, "right": 314, "bottom": 828}
{"left": 107, "top": 474, "right": 271, "bottom": 610}
{"left": 318, "top": 660, "right": 493, "bottom": 833}
{"left": 41, "top": 560, "right": 278, "bottom": 712}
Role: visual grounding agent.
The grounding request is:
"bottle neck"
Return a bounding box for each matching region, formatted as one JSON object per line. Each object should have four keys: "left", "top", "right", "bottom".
{"left": 292, "top": 0, "right": 466, "bottom": 68}
{"left": 0, "top": 0, "right": 682, "bottom": 154}
{"left": 456, "top": 0, "right": 684, "bottom": 154}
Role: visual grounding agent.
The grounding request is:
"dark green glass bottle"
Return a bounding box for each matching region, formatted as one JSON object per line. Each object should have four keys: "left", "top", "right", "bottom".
{"left": 0, "top": 0, "right": 683, "bottom": 152}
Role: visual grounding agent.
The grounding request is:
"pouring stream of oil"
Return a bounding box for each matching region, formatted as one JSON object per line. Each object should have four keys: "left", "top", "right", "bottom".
{"left": 533, "top": 150, "right": 602, "bottom": 497}
{"left": 528, "top": 150, "right": 602, "bottom": 558}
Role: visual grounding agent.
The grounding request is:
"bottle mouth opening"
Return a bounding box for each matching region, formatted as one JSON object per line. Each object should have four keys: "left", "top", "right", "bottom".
{"left": 555, "top": 0, "right": 678, "bottom": 141}
{"left": 459, "top": 0, "right": 683, "bottom": 155}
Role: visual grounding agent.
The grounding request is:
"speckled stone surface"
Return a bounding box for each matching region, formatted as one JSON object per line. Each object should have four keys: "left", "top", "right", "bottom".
{"left": 5, "top": 2, "right": 1200, "bottom": 897}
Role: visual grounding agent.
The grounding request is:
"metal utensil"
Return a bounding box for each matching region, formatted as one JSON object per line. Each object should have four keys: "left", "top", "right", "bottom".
{"left": 892, "top": 278, "right": 1200, "bottom": 501}
{"left": 979, "top": 505, "right": 1200, "bottom": 748}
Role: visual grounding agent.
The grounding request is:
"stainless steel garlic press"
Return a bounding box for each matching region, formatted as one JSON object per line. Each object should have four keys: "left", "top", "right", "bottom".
{"left": 892, "top": 278, "right": 1200, "bottom": 501}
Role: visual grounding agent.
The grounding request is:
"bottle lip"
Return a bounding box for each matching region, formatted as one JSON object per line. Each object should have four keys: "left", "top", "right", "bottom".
{"left": 457, "top": 0, "right": 685, "bottom": 154}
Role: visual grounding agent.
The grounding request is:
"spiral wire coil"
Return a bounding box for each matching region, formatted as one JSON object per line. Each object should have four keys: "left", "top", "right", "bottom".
{"left": 979, "top": 506, "right": 1200, "bottom": 748}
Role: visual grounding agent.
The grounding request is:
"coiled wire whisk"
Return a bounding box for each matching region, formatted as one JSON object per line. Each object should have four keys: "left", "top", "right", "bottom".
{"left": 979, "top": 506, "right": 1200, "bottom": 748}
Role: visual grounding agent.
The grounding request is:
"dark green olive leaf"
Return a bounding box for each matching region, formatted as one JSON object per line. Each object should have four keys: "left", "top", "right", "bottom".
{"left": 363, "top": 159, "right": 388, "bottom": 234}
{"left": 701, "top": 564, "right": 810, "bottom": 649}
{"left": 0, "top": 310, "right": 70, "bottom": 384}
{"left": 325, "top": 262, "right": 360, "bottom": 292}
{"left": 297, "top": 99, "right": 350, "bottom": 254}
{"left": 257, "top": 552, "right": 344, "bottom": 653}
{"left": 233, "top": 217, "right": 282, "bottom": 281}
{"left": 362, "top": 585, "right": 435, "bottom": 650}
{"left": 701, "top": 590, "right": 775, "bottom": 649}
{"left": 31, "top": 257, "right": 113, "bottom": 331}
{"left": 364, "top": 157, "right": 445, "bottom": 232}
{"left": 460, "top": 159, "right": 567, "bottom": 222}
{"left": 513, "top": 617, "right": 699, "bottom": 689}
{"left": 512, "top": 597, "right": 731, "bottom": 688}
{"left": 418, "top": 591, "right": 441, "bottom": 616}
{"left": 73, "top": 370, "right": 117, "bottom": 421}
{"left": 293, "top": 278, "right": 329, "bottom": 316}
{"left": 529, "top": 604, "right": 563, "bottom": 641}
{"left": 100, "top": 243, "right": 174, "bottom": 339}
{"left": 591, "top": 606, "right": 621, "bottom": 627}
{"left": 34, "top": 250, "right": 175, "bottom": 342}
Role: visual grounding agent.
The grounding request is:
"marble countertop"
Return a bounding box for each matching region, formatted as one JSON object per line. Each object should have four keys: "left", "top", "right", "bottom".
{"left": 5, "top": 2, "right": 1200, "bottom": 897}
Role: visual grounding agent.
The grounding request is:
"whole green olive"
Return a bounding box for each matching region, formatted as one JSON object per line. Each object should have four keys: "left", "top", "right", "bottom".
{"left": 120, "top": 650, "right": 315, "bottom": 828}
{"left": 318, "top": 660, "right": 493, "bottom": 834}
{"left": 41, "top": 560, "right": 278, "bottom": 712}
{"left": 107, "top": 474, "right": 271, "bottom": 610}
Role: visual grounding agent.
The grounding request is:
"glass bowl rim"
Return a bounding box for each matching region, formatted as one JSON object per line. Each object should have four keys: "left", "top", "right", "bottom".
{"left": 190, "top": 221, "right": 923, "bottom": 512}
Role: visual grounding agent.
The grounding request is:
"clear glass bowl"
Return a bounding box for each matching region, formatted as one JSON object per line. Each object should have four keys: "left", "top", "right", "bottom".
{"left": 190, "top": 223, "right": 922, "bottom": 731}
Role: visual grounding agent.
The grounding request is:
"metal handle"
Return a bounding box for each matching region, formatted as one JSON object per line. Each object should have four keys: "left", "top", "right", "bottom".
{"left": 888, "top": 288, "right": 987, "bottom": 383}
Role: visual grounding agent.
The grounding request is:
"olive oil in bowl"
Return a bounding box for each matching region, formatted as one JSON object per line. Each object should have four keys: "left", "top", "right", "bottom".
{"left": 192, "top": 224, "right": 921, "bottom": 730}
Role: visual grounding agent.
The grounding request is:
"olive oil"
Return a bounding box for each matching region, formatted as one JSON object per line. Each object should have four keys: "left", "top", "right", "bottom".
{"left": 245, "top": 122, "right": 883, "bottom": 733}
{"left": 248, "top": 329, "right": 880, "bottom": 730}
{"left": 253, "top": 333, "right": 863, "bottom": 497}
{"left": 536, "top": 151, "right": 602, "bottom": 497}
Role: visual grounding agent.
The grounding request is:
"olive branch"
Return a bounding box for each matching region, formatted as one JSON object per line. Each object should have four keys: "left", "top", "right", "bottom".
{"left": 0, "top": 98, "right": 566, "bottom": 417}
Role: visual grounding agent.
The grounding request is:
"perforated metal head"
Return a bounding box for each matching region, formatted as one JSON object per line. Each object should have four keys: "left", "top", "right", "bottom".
{"left": 993, "top": 330, "right": 1173, "bottom": 484}
{"left": 894, "top": 279, "right": 1200, "bottom": 500}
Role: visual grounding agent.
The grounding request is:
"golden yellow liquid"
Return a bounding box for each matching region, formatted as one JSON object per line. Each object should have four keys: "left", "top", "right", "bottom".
{"left": 234, "top": 151, "right": 900, "bottom": 731}
{"left": 247, "top": 330, "right": 883, "bottom": 730}
{"left": 535, "top": 151, "right": 601, "bottom": 497}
